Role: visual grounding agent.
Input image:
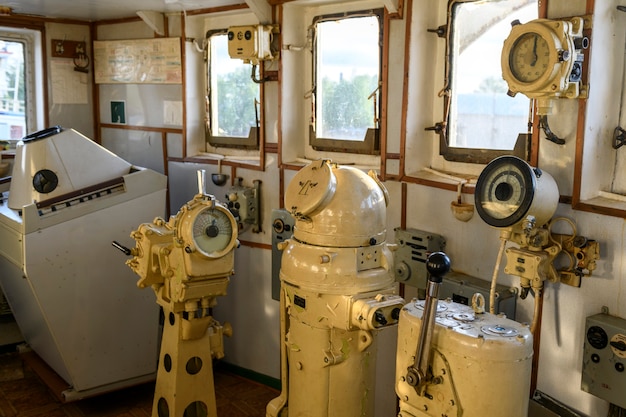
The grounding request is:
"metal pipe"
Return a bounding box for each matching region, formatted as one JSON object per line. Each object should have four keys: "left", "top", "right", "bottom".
{"left": 197, "top": 169, "right": 207, "bottom": 195}
{"left": 415, "top": 278, "right": 441, "bottom": 379}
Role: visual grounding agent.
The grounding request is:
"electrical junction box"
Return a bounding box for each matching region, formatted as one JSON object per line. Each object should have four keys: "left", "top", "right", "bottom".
{"left": 581, "top": 312, "right": 626, "bottom": 408}
{"left": 271, "top": 208, "right": 294, "bottom": 301}
{"left": 393, "top": 227, "right": 446, "bottom": 289}
{"left": 439, "top": 270, "right": 518, "bottom": 320}
{"left": 227, "top": 25, "right": 279, "bottom": 64}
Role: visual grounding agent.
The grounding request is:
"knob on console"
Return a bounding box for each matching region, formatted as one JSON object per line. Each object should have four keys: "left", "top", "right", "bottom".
{"left": 426, "top": 251, "right": 450, "bottom": 283}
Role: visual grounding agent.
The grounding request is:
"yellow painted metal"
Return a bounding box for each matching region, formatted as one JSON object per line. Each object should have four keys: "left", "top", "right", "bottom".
{"left": 126, "top": 193, "right": 238, "bottom": 417}
{"left": 501, "top": 17, "right": 587, "bottom": 114}
{"left": 268, "top": 160, "right": 404, "bottom": 417}
{"left": 396, "top": 299, "right": 533, "bottom": 417}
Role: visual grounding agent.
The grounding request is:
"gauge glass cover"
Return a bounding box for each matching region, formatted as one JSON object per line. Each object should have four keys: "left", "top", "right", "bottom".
{"left": 191, "top": 206, "right": 235, "bottom": 257}
{"left": 509, "top": 32, "right": 551, "bottom": 83}
{"left": 475, "top": 156, "right": 536, "bottom": 228}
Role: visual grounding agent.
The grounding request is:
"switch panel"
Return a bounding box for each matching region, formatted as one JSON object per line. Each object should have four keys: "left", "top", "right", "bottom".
{"left": 271, "top": 209, "right": 295, "bottom": 301}
{"left": 393, "top": 228, "right": 445, "bottom": 289}
{"left": 226, "top": 178, "right": 261, "bottom": 233}
{"left": 581, "top": 312, "right": 626, "bottom": 408}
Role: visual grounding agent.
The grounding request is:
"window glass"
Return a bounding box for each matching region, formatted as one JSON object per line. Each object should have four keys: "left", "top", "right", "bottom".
{"left": 443, "top": 0, "right": 537, "bottom": 162}
{"left": 0, "top": 39, "right": 26, "bottom": 142}
{"left": 311, "top": 10, "right": 382, "bottom": 154}
{"left": 206, "top": 31, "right": 260, "bottom": 149}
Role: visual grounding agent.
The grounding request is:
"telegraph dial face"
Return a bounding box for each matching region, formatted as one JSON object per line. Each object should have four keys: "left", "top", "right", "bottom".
{"left": 191, "top": 205, "right": 237, "bottom": 258}
{"left": 475, "top": 156, "right": 536, "bottom": 228}
{"left": 508, "top": 32, "right": 551, "bottom": 83}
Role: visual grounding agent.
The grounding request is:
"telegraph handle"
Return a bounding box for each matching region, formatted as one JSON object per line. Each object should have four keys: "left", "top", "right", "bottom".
{"left": 406, "top": 252, "right": 450, "bottom": 392}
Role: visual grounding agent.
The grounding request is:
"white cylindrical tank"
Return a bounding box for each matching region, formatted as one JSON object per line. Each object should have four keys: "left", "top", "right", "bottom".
{"left": 267, "top": 160, "right": 404, "bottom": 417}
{"left": 396, "top": 299, "right": 533, "bottom": 417}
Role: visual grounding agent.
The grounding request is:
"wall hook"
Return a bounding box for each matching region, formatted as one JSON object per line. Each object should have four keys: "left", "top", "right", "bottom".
{"left": 613, "top": 126, "right": 626, "bottom": 149}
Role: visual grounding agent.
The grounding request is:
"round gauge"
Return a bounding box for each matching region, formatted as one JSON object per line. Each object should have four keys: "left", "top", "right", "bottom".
{"left": 191, "top": 206, "right": 237, "bottom": 258}
{"left": 475, "top": 156, "right": 535, "bottom": 228}
{"left": 508, "top": 32, "right": 551, "bottom": 83}
{"left": 586, "top": 325, "right": 608, "bottom": 350}
{"left": 476, "top": 156, "right": 559, "bottom": 229}
{"left": 501, "top": 17, "right": 585, "bottom": 104}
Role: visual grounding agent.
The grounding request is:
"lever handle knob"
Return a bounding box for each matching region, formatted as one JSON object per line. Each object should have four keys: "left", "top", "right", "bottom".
{"left": 426, "top": 252, "right": 450, "bottom": 283}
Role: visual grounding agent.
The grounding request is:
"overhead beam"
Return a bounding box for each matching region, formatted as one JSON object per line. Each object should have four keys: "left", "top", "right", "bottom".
{"left": 245, "top": 0, "right": 272, "bottom": 24}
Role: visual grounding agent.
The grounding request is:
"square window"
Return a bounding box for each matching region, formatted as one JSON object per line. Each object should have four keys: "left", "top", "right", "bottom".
{"left": 439, "top": 0, "right": 537, "bottom": 163}
{"left": 206, "top": 30, "right": 260, "bottom": 149}
{"left": 310, "top": 10, "right": 383, "bottom": 155}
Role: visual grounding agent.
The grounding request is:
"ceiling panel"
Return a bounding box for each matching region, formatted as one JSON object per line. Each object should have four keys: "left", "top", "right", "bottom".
{"left": 1, "top": 0, "right": 245, "bottom": 21}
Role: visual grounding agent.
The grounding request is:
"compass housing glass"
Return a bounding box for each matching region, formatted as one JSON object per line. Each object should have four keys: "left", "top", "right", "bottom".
{"left": 475, "top": 156, "right": 536, "bottom": 228}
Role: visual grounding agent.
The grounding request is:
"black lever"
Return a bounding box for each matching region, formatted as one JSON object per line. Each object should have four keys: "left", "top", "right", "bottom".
{"left": 112, "top": 240, "right": 132, "bottom": 256}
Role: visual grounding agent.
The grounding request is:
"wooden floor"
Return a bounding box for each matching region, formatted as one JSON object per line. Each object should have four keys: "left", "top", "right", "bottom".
{"left": 0, "top": 350, "right": 279, "bottom": 417}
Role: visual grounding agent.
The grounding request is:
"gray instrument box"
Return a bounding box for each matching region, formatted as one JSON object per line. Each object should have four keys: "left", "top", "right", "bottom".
{"left": 393, "top": 227, "right": 517, "bottom": 319}
{"left": 393, "top": 227, "right": 446, "bottom": 289}
{"left": 439, "top": 270, "right": 517, "bottom": 320}
{"left": 581, "top": 312, "right": 626, "bottom": 408}
{"left": 271, "top": 208, "right": 295, "bottom": 301}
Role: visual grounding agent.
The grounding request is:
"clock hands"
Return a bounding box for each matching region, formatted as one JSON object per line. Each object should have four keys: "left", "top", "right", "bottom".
{"left": 530, "top": 34, "right": 538, "bottom": 67}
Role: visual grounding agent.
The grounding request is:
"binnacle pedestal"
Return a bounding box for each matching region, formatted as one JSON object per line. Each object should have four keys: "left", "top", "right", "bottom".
{"left": 267, "top": 160, "right": 404, "bottom": 417}
{"left": 115, "top": 171, "right": 238, "bottom": 417}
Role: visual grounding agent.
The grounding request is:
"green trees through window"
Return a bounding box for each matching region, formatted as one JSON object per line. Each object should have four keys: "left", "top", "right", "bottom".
{"left": 206, "top": 31, "right": 259, "bottom": 149}
{"left": 215, "top": 66, "right": 258, "bottom": 138}
{"left": 311, "top": 11, "right": 382, "bottom": 153}
{"left": 320, "top": 74, "right": 377, "bottom": 140}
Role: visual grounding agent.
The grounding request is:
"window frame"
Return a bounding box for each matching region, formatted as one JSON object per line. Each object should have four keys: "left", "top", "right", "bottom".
{"left": 436, "top": 0, "right": 535, "bottom": 164}
{"left": 309, "top": 8, "right": 384, "bottom": 155}
{"left": 205, "top": 28, "right": 260, "bottom": 150}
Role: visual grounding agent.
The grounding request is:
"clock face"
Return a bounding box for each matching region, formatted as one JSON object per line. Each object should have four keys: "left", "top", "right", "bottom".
{"left": 191, "top": 206, "right": 236, "bottom": 257}
{"left": 475, "top": 156, "right": 536, "bottom": 228}
{"left": 508, "top": 32, "right": 551, "bottom": 83}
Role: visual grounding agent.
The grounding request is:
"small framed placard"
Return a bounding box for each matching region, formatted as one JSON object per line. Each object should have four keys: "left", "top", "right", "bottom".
{"left": 110, "top": 101, "right": 126, "bottom": 124}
